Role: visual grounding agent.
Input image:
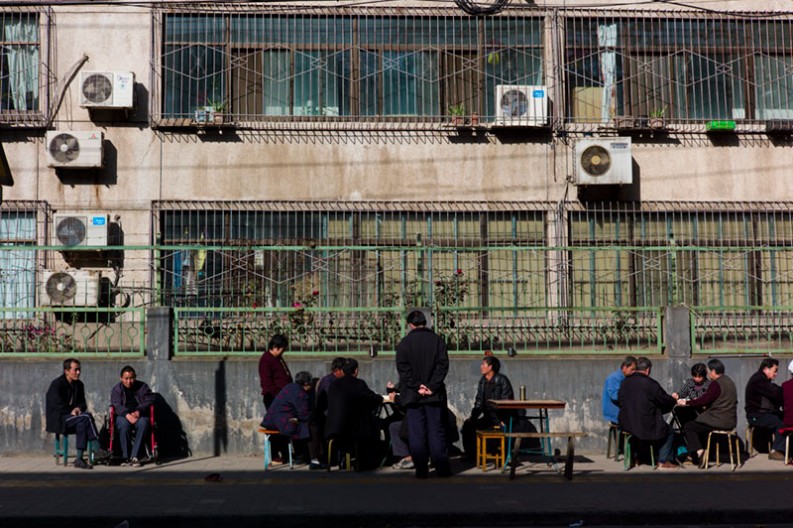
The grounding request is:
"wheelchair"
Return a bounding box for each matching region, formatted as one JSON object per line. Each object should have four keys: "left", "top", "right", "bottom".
{"left": 108, "top": 404, "right": 159, "bottom": 464}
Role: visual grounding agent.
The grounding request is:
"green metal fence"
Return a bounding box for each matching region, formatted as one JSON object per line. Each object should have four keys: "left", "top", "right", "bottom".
{"left": 690, "top": 306, "right": 793, "bottom": 356}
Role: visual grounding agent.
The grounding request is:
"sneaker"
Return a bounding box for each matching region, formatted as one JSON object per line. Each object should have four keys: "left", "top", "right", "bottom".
{"left": 74, "top": 458, "right": 93, "bottom": 470}
{"left": 392, "top": 458, "right": 415, "bottom": 470}
{"left": 129, "top": 457, "right": 142, "bottom": 467}
{"left": 658, "top": 461, "right": 680, "bottom": 470}
{"left": 309, "top": 461, "right": 328, "bottom": 470}
{"left": 769, "top": 450, "right": 785, "bottom": 461}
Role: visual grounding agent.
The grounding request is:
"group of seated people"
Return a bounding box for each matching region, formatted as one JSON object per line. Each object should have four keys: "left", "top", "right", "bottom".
{"left": 602, "top": 355, "right": 793, "bottom": 469}
{"left": 45, "top": 358, "right": 156, "bottom": 469}
{"left": 260, "top": 353, "right": 527, "bottom": 471}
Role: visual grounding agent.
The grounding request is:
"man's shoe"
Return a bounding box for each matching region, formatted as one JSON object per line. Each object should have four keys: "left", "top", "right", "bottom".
{"left": 392, "top": 458, "right": 415, "bottom": 470}
{"left": 769, "top": 450, "right": 785, "bottom": 461}
{"left": 94, "top": 448, "right": 112, "bottom": 461}
{"left": 74, "top": 458, "right": 93, "bottom": 470}
{"left": 129, "top": 457, "right": 142, "bottom": 467}
{"left": 309, "top": 461, "right": 328, "bottom": 470}
{"left": 658, "top": 461, "right": 680, "bottom": 470}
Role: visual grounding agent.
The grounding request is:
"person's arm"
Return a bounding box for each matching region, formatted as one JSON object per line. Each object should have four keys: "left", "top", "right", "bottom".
{"left": 47, "top": 379, "right": 70, "bottom": 417}
{"left": 396, "top": 342, "right": 419, "bottom": 390}
{"left": 471, "top": 378, "right": 484, "bottom": 418}
{"left": 260, "top": 355, "right": 277, "bottom": 397}
{"left": 684, "top": 380, "right": 721, "bottom": 408}
{"left": 655, "top": 384, "right": 677, "bottom": 414}
{"left": 75, "top": 381, "right": 88, "bottom": 413}
{"left": 605, "top": 375, "right": 620, "bottom": 406}
{"left": 136, "top": 382, "right": 156, "bottom": 412}
{"left": 295, "top": 388, "right": 312, "bottom": 423}
{"left": 426, "top": 339, "right": 449, "bottom": 392}
{"left": 110, "top": 383, "right": 125, "bottom": 416}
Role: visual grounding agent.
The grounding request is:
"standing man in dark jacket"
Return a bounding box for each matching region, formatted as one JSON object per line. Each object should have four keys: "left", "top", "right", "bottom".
{"left": 45, "top": 358, "right": 100, "bottom": 469}
{"left": 396, "top": 310, "right": 451, "bottom": 478}
{"left": 110, "top": 365, "right": 156, "bottom": 466}
{"left": 617, "top": 356, "right": 679, "bottom": 469}
{"left": 461, "top": 355, "right": 516, "bottom": 461}
{"left": 745, "top": 357, "right": 785, "bottom": 460}
{"left": 676, "top": 358, "right": 737, "bottom": 466}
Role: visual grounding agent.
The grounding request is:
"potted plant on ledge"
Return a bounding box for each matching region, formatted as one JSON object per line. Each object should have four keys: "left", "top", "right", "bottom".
{"left": 448, "top": 104, "right": 467, "bottom": 126}
{"left": 208, "top": 99, "right": 228, "bottom": 125}
{"left": 648, "top": 107, "right": 667, "bottom": 129}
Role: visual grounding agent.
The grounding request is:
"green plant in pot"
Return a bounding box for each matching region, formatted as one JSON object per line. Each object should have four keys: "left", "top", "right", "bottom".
{"left": 648, "top": 106, "right": 667, "bottom": 128}
{"left": 448, "top": 103, "right": 467, "bottom": 125}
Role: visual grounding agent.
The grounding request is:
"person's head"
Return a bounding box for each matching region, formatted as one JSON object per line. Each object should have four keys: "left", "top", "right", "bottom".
{"left": 480, "top": 355, "right": 501, "bottom": 379}
{"left": 635, "top": 356, "right": 652, "bottom": 375}
{"left": 406, "top": 310, "right": 427, "bottom": 329}
{"left": 342, "top": 357, "right": 359, "bottom": 377}
{"left": 267, "top": 334, "right": 288, "bottom": 357}
{"left": 62, "top": 358, "right": 81, "bottom": 383}
{"left": 706, "top": 359, "right": 724, "bottom": 380}
{"left": 620, "top": 355, "right": 637, "bottom": 377}
{"left": 691, "top": 362, "right": 708, "bottom": 384}
{"left": 119, "top": 365, "right": 137, "bottom": 388}
{"left": 330, "top": 357, "right": 346, "bottom": 378}
{"left": 294, "top": 371, "right": 313, "bottom": 391}
{"left": 759, "top": 357, "right": 779, "bottom": 380}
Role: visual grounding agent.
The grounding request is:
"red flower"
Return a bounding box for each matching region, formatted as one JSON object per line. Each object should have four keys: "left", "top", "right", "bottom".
{"left": 312, "top": 290, "right": 320, "bottom": 296}
{"left": 455, "top": 269, "right": 463, "bottom": 276}
{"left": 292, "top": 302, "right": 303, "bottom": 308}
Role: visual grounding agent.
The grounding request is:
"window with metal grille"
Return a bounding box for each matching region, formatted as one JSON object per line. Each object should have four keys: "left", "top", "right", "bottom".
{"left": 569, "top": 208, "right": 793, "bottom": 309}
{"left": 0, "top": 208, "right": 37, "bottom": 319}
{"left": 158, "top": 10, "right": 543, "bottom": 124}
{"left": 565, "top": 15, "right": 793, "bottom": 124}
{"left": 157, "top": 208, "right": 547, "bottom": 312}
{"left": 0, "top": 12, "right": 40, "bottom": 115}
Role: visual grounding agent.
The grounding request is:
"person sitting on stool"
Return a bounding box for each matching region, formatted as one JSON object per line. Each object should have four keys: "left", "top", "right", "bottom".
{"left": 111, "top": 365, "right": 156, "bottom": 467}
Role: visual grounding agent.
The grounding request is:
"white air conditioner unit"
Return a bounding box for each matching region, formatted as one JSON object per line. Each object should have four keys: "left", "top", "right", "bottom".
{"left": 53, "top": 213, "right": 109, "bottom": 247}
{"left": 495, "top": 85, "right": 548, "bottom": 126}
{"left": 79, "top": 71, "right": 135, "bottom": 109}
{"left": 46, "top": 130, "right": 104, "bottom": 168}
{"left": 40, "top": 269, "right": 100, "bottom": 306}
{"left": 575, "top": 137, "right": 633, "bottom": 185}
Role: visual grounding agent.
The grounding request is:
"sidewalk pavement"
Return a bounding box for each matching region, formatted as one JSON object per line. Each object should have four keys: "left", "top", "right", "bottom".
{"left": 1, "top": 451, "right": 792, "bottom": 528}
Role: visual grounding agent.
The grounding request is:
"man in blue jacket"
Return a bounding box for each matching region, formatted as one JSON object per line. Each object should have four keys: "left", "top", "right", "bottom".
{"left": 602, "top": 355, "right": 637, "bottom": 425}
{"left": 111, "top": 365, "right": 155, "bottom": 466}
{"left": 396, "top": 310, "right": 451, "bottom": 478}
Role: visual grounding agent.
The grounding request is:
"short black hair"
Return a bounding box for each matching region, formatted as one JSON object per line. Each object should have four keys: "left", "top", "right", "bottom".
{"left": 267, "top": 334, "right": 288, "bottom": 351}
{"left": 62, "top": 358, "right": 80, "bottom": 371}
{"left": 636, "top": 356, "right": 652, "bottom": 372}
{"left": 120, "top": 365, "right": 136, "bottom": 378}
{"left": 407, "top": 310, "right": 427, "bottom": 327}
{"left": 343, "top": 358, "right": 359, "bottom": 376}
{"left": 759, "top": 357, "right": 779, "bottom": 371}
{"left": 331, "top": 357, "right": 346, "bottom": 371}
{"left": 621, "top": 356, "right": 637, "bottom": 369}
{"left": 691, "top": 362, "right": 708, "bottom": 378}
{"left": 483, "top": 355, "right": 501, "bottom": 373}
{"left": 294, "top": 371, "right": 312, "bottom": 386}
{"left": 706, "top": 359, "right": 724, "bottom": 375}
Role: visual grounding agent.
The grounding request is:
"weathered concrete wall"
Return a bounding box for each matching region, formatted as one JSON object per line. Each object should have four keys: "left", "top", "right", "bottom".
{"left": 2, "top": 354, "right": 791, "bottom": 456}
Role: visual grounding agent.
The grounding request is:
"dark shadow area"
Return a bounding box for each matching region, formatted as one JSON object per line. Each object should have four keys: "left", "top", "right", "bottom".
{"left": 707, "top": 132, "right": 741, "bottom": 147}
{"left": 55, "top": 140, "right": 118, "bottom": 186}
{"left": 152, "top": 392, "right": 191, "bottom": 462}
{"left": 214, "top": 359, "right": 228, "bottom": 456}
{"left": 577, "top": 157, "right": 641, "bottom": 201}
{"left": 86, "top": 83, "right": 150, "bottom": 129}
{"left": 491, "top": 126, "right": 552, "bottom": 144}
{"left": 198, "top": 127, "right": 242, "bottom": 143}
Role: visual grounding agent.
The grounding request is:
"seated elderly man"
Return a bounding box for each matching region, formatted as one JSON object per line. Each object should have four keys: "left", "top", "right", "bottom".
{"left": 745, "top": 357, "right": 786, "bottom": 460}
{"left": 618, "top": 356, "right": 679, "bottom": 469}
{"left": 676, "top": 358, "right": 737, "bottom": 467}
{"left": 325, "top": 358, "right": 384, "bottom": 470}
{"left": 261, "top": 371, "right": 314, "bottom": 465}
{"left": 110, "top": 365, "right": 156, "bottom": 467}
{"left": 461, "top": 355, "right": 517, "bottom": 462}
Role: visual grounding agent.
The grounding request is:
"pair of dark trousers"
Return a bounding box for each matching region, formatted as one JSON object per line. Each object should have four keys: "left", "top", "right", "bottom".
{"left": 749, "top": 413, "right": 786, "bottom": 452}
{"left": 116, "top": 414, "right": 150, "bottom": 460}
{"left": 64, "top": 413, "right": 99, "bottom": 451}
{"left": 406, "top": 403, "right": 450, "bottom": 477}
{"left": 683, "top": 420, "right": 722, "bottom": 453}
{"left": 461, "top": 416, "right": 498, "bottom": 461}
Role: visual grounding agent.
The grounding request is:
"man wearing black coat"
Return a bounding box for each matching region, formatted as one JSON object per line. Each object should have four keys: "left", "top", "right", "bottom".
{"left": 396, "top": 310, "right": 451, "bottom": 478}
{"left": 45, "top": 358, "right": 100, "bottom": 469}
{"left": 324, "top": 358, "right": 383, "bottom": 469}
{"left": 617, "top": 356, "right": 679, "bottom": 469}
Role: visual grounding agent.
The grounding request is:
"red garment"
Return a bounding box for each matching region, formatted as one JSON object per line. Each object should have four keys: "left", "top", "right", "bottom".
{"left": 259, "top": 350, "right": 292, "bottom": 404}
{"left": 782, "top": 379, "right": 793, "bottom": 427}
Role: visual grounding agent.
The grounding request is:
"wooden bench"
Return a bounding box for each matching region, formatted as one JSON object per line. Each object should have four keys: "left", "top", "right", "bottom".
{"left": 503, "top": 431, "right": 587, "bottom": 480}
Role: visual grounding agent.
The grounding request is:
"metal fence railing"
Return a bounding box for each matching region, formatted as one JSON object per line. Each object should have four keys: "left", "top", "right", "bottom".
{"left": 690, "top": 306, "right": 793, "bottom": 356}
